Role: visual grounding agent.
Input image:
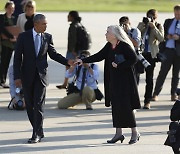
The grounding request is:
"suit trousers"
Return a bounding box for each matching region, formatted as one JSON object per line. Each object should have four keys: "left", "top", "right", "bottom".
{"left": 58, "top": 86, "right": 96, "bottom": 109}
{"left": 153, "top": 48, "right": 180, "bottom": 96}
{"left": 23, "top": 71, "right": 46, "bottom": 137}
{"left": 142, "top": 52, "right": 156, "bottom": 104}
{"left": 0, "top": 45, "right": 13, "bottom": 84}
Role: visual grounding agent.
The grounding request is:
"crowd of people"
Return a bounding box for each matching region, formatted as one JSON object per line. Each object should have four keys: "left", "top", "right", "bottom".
{"left": 0, "top": 1, "right": 180, "bottom": 152}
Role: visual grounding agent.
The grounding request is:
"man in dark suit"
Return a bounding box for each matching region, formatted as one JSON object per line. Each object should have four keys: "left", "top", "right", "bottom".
{"left": 13, "top": 14, "right": 74, "bottom": 143}
{"left": 152, "top": 5, "right": 180, "bottom": 102}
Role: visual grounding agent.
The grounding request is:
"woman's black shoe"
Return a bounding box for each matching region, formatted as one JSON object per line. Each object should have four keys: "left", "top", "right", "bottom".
{"left": 107, "top": 135, "right": 125, "bottom": 143}
{"left": 129, "top": 134, "right": 140, "bottom": 144}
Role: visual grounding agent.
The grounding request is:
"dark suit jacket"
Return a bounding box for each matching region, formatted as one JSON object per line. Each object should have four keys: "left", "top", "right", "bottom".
{"left": 164, "top": 18, "right": 180, "bottom": 56}
{"left": 13, "top": 29, "right": 68, "bottom": 86}
{"left": 170, "top": 100, "right": 180, "bottom": 121}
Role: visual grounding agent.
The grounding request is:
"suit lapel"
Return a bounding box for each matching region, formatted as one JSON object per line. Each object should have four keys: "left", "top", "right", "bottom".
{"left": 29, "top": 30, "right": 37, "bottom": 57}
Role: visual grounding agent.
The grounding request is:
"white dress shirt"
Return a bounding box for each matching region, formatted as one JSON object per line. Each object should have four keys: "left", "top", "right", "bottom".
{"left": 65, "top": 64, "right": 99, "bottom": 90}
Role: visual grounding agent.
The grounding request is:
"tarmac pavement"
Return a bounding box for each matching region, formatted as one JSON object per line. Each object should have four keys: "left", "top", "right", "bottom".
{"left": 0, "top": 12, "right": 179, "bottom": 154}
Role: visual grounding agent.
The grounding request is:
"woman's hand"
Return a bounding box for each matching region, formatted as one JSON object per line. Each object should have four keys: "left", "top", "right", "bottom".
{"left": 112, "top": 62, "right": 118, "bottom": 68}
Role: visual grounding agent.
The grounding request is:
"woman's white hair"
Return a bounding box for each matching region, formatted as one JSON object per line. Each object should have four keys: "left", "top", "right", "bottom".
{"left": 107, "top": 25, "right": 135, "bottom": 51}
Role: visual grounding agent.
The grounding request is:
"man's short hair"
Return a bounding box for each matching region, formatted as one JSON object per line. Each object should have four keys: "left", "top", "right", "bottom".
{"left": 174, "top": 5, "right": 180, "bottom": 11}
{"left": 119, "top": 16, "right": 129, "bottom": 25}
{"left": 33, "top": 14, "right": 46, "bottom": 23}
{"left": 80, "top": 51, "right": 90, "bottom": 57}
{"left": 146, "top": 9, "right": 157, "bottom": 17}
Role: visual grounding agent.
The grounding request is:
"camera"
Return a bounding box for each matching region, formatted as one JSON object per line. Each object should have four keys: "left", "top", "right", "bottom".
{"left": 14, "top": 87, "right": 25, "bottom": 110}
{"left": 79, "top": 54, "right": 86, "bottom": 59}
{"left": 136, "top": 51, "right": 151, "bottom": 68}
{"left": 77, "top": 54, "right": 86, "bottom": 65}
{"left": 143, "top": 17, "right": 153, "bottom": 25}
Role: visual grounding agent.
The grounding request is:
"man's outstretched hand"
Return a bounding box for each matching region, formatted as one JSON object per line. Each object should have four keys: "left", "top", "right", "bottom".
{"left": 67, "top": 59, "right": 75, "bottom": 66}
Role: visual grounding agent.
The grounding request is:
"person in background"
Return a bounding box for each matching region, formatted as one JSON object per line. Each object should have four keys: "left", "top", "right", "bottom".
{"left": 16, "top": 0, "right": 36, "bottom": 32}
{"left": 0, "top": 1, "right": 16, "bottom": 88}
{"left": 58, "top": 51, "right": 100, "bottom": 110}
{"left": 10, "top": 0, "right": 28, "bottom": 24}
{"left": 119, "top": 16, "right": 142, "bottom": 84}
{"left": 77, "top": 25, "right": 141, "bottom": 144}
{"left": 137, "top": 9, "right": 164, "bottom": 109}
{"left": 56, "top": 11, "right": 83, "bottom": 89}
{"left": 152, "top": 5, "right": 180, "bottom": 102}
{"left": 8, "top": 64, "right": 26, "bottom": 110}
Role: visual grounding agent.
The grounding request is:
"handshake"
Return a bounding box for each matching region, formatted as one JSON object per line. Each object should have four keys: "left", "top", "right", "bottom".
{"left": 68, "top": 58, "right": 83, "bottom": 66}
{"left": 68, "top": 52, "right": 88, "bottom": 66}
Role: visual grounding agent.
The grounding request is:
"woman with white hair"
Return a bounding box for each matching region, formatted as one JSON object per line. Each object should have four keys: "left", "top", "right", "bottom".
{"left": 78, "top": 25, "right": 141, "bottom": 144}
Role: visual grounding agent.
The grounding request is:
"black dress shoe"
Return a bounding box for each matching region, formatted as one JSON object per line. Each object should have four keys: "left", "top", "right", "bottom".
{"left": 41, "top": 134, "right": 44, "bottom": 138}
{"left": 28, "top": 137, "right": 33, "bottom": 143}
{"left": 129, "top": 134, "right": 140, "bottom": 144}
{"left": 107, "top": 135, "right": 125, "bottom": 143}
{"left": 27, "top": 136, "right": 41, "bottom": 144}
{"left": 27, "top": 135, "right": 44, "bottom": 142}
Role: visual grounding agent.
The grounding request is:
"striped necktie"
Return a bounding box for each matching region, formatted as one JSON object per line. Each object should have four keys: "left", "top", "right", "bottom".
{"left": 144, "top": 27, "right": 151, "bottom": 52}
{"left": 34, "top": 34, "right": 40, "bottom": 56}
{"left": 175, "top": 20, "right": 179, "bottom": 34}
{"left": 80, "top": 68, "right": 87, "bottom": 96}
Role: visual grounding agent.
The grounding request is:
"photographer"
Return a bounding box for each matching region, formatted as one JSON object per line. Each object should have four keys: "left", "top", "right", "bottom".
{"left": 8, "top": 65, "right": 25, "bottom": 110}
{"left": 119, "top": 16, "right": 150, "bottom": 84}
{"left": 58, "top": 51, "right": 101, "bottom": 110}
{"left": 137, "top": 9, "right": 164, "bottom": 109}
